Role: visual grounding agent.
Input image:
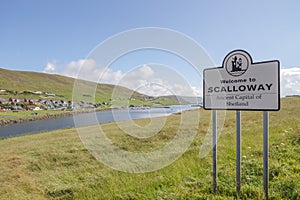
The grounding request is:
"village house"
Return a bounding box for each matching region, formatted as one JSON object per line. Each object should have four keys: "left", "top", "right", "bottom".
{"left": 0, "top": 99, "right": 8, "bottom": 105}
{"left": 45, "top": 92, "right": 55, "bottom": 96}
{"left": 0, "top": 92, "right": 101, "bottom": 111}
{"left": 32, "top": 91, "right": 43, "bottom": 95}
{"left": 33, "top": 107, "right": 42, "bottom": 111}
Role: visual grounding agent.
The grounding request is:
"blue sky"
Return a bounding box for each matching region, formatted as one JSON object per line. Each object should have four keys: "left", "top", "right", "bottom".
{"left": 0, "top": 0, "right": 299, "bottom": 96}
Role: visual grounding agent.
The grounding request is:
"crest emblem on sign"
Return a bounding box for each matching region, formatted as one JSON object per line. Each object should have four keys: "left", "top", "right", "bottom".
{"left": 225, "top": 52, "right": 250, "bottom": 77}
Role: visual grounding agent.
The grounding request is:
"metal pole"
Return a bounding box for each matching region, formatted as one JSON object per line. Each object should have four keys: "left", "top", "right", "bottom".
{"left": 263, "top": 111, "right": 269, "bottom": 200}
{"left": 236, "top": 110, "right": 241, "bottom": 196}
{"left": 212, "top": 110, "right": 217, "bottom": 193}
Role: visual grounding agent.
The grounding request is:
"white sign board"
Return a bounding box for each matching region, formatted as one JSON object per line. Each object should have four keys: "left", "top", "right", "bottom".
{"left": 203, "top": 50, "right": 280, "bottom": 110}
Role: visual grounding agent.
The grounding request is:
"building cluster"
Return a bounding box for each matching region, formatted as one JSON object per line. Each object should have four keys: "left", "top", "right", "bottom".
{"left": 0, "top": 97, "right": 102, "bottom": 112}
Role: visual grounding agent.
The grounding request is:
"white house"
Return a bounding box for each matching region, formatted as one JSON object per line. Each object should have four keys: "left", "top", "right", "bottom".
{"left": 32, "top": 91, "right": 43, "bottom": 95}
{"left": 33, "top": 107, "right": 42, "bottom": 111}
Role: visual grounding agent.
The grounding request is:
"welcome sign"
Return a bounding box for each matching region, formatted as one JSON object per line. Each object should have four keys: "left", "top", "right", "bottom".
{"left": 203, "top": 50, "right": 280, "bottom": 111}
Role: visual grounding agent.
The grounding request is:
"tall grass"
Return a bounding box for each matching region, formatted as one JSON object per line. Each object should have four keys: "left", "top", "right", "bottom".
{"left": 0, "top": 97, "right": 299, "bottom": 199}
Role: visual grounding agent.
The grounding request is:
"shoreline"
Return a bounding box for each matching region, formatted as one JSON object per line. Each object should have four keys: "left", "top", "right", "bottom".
{"left": 0, "top": 112, "right": 73, "bottom": 126}
{"left": 0, "top": 108, "right": 112, "bottom": 126}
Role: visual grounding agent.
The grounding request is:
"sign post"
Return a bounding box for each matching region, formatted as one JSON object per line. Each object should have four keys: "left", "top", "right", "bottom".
{"left": 263, "top": 111, "right": 269, "bottom": 200}
{"left": 212, "top": 110, "right": 217, "bottom": 193}
{"left": 203, "top": 50, "right": 280, "bottom": 199}
{"left": 236, "top": 110, "right": 241, "bottom": 196}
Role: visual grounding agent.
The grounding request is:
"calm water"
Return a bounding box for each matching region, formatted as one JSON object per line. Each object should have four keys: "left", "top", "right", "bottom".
{"left": 0, "top": 105, "right": 199, "bottom": 138}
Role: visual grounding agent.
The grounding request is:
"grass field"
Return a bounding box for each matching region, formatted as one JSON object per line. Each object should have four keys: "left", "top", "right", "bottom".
{"left": 0, "top": 110, "right": 72, "bottom": 121}
{"left": 0, "top": 97, "right": 299, "bottom": 199}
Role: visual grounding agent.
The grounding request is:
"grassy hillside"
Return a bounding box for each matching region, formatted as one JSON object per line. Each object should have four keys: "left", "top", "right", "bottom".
{"left": 161, "top": 95, "right": 202, "bottom": 104}
{"left": 0, "top": 68, "right": 177, "bottom": 105}
{"left": 0, "top": 97, "right": 299, "bottom": 199}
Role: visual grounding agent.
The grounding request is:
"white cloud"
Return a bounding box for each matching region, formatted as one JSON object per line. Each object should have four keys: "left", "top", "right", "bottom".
{"left": 281, "top": 67, "right": 300, "bottom": 97}
{"left": 42, "top": 58, "right": 125, "bottom": 85}
{"left": 43, "top": 62, "right": 56, "bottom": 73}
{"left": 116, "top": 65, "right": 198, "bottom": 97}
{"left": 42, "top": 59, "right": 201, "bottom": 97}
{"left": 64, "top": 59, "right": 98, "bottom": 80}
{"left": 139, "top": 64, "right": 154, "bottom": 77}
{"left": 59, "top": 59, "right": 124, "bottom": 84}
{"left": 42, "top": 59, "right": 300, "bottom": 98}
{"left": 100, "top": 68, "right": 124, "bottom": 85}
{"left": 191, "top": 86, "right": 202, "bottom": 96}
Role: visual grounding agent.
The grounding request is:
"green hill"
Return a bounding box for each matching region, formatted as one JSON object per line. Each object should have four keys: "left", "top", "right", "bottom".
{"left": 161, "top": 95, "right": 203, "bottom": 104}
{"left": 0, "top": 68, "right": 154, "bottom": 104}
